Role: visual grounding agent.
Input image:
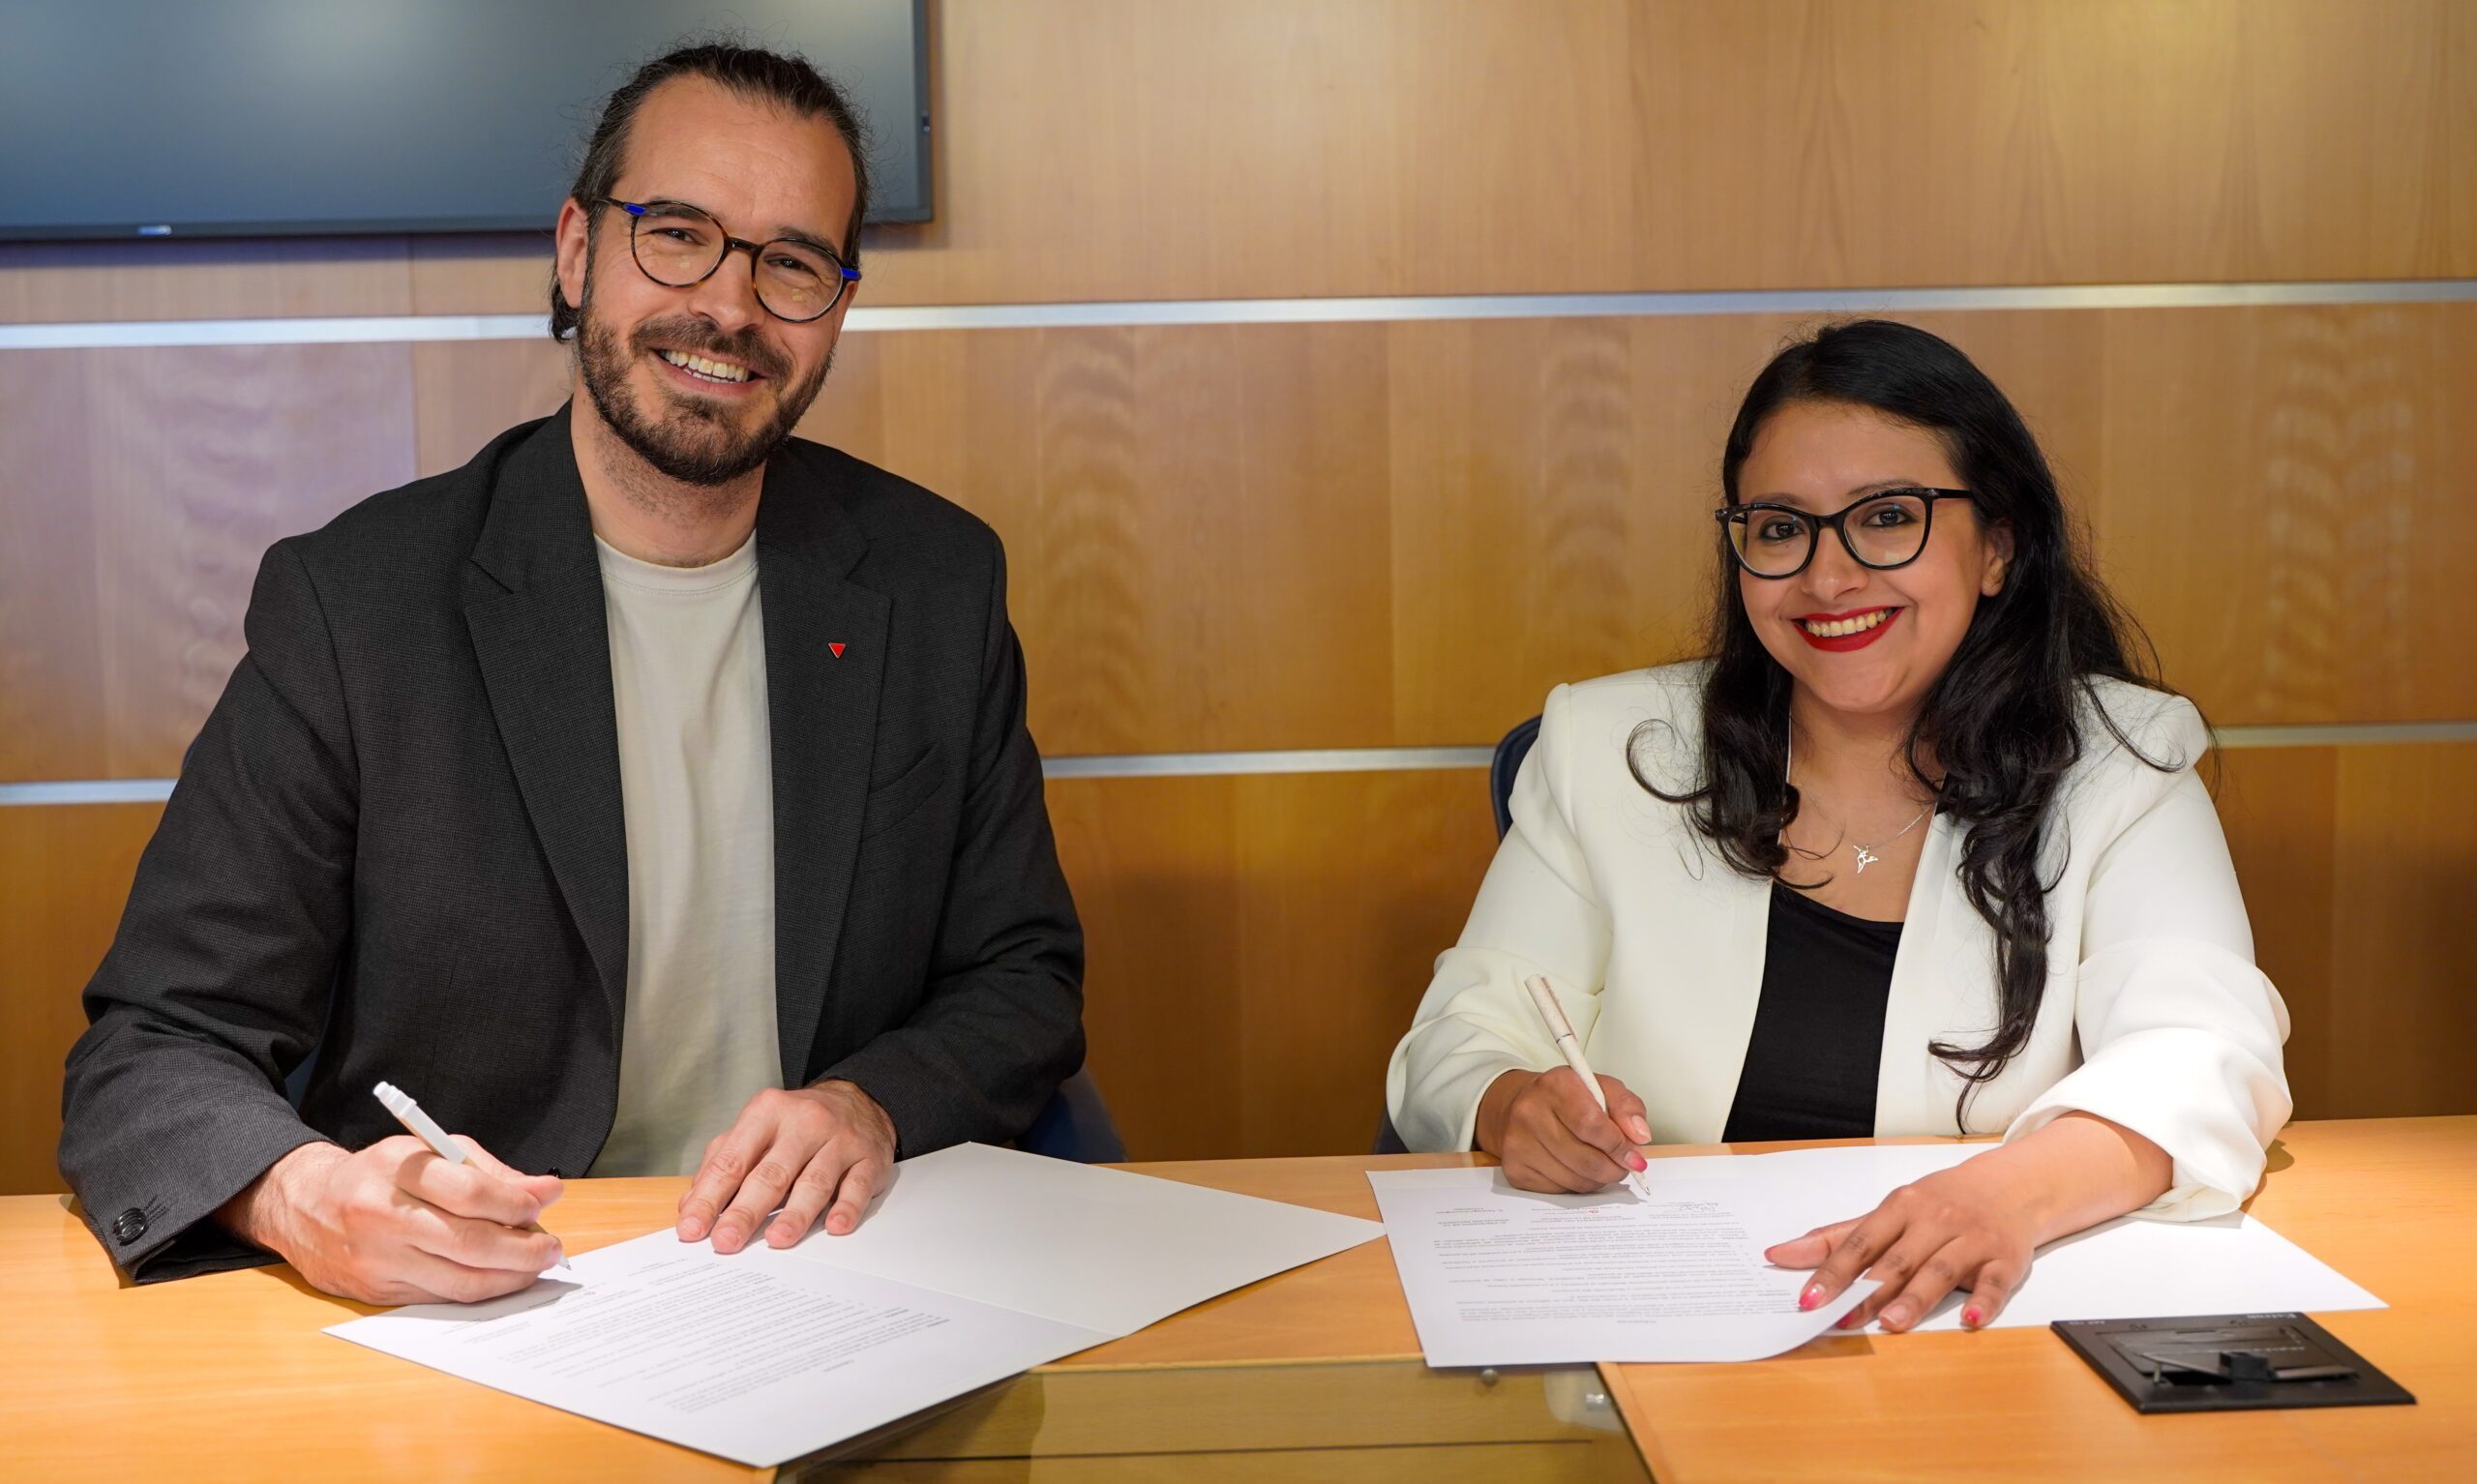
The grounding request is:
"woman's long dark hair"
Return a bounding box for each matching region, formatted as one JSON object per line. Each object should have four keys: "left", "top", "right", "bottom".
{"left": 1640, "top": 319, "right": 2179, "bottom": 1127}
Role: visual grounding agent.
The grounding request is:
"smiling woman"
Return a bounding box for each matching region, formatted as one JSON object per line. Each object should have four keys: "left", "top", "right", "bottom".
{"left": 1388, "top": 319, "right": 2291, "bottom": 1338}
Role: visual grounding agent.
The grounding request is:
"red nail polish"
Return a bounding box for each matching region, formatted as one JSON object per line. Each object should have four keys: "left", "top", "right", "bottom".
{"left": 1963, "top": 1307, "right": 1983, "bottom": 1327}
{"left": 1798, "top": 1283, "right": 1822, "bottom": 1311}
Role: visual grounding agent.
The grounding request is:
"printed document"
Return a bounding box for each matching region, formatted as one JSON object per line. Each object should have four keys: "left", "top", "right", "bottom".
{"left": 1371, "top": 1166, "right": 1877, "bottom": 1364}
{"left": 1371, "top": 1143, "right": 2380, "bottom": 1367}
{"left": 331, "top": 1143, "right": 1382, "bottom": 1467}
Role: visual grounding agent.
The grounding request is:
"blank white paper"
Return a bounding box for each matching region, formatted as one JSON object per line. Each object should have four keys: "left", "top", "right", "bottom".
{"left": 1696, "top": 1143, "right": 2385, "bottom": 1333}
{"left": 780, "top": 1143, "right": 1386, "bottom": 1334}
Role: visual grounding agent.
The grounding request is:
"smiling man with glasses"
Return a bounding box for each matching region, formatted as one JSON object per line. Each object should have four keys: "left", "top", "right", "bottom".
{"left": 59, "top": 44, "right": 1085, "bottom": 1305}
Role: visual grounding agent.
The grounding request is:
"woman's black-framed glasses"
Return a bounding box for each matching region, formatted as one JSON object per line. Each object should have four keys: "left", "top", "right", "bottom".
{"left": 601, "top": 197, "right": 860, "bottom": 323}
{"left": 1715, "top": 489, "right": 1977, "bottom": 579}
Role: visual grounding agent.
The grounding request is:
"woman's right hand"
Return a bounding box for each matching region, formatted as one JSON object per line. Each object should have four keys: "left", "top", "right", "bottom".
{"left": 1475, "top": 1067, "right": 1652, "bottom": 1193}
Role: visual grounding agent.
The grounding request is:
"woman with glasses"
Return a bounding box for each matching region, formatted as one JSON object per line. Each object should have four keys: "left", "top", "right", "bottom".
{"left": 1386, "top": 319, "right": 2288, "bottom": 1335}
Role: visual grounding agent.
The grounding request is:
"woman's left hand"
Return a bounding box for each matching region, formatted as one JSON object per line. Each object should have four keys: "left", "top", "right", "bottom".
{"left": 1763, "top": 1150, "right": 2045, "bottom": 1332}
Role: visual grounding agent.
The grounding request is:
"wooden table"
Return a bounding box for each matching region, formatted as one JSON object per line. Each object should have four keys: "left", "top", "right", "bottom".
{"left": 1, "top": 1118, "right": 2466, "bottom": 1480}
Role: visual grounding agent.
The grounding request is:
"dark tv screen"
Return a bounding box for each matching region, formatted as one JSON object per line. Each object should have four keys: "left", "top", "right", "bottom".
{"left": 0, "top": 0, "right": 929, "bottom": 241}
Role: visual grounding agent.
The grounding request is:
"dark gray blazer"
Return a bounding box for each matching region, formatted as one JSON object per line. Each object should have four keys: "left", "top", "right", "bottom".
{"left": 59, "top": 404, "right": 1085, "bottom": 1281}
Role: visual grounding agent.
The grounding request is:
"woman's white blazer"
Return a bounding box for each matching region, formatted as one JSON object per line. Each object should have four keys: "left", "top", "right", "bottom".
{"left": 1386, "top": 663, "right": 2292, "bottom": 1220}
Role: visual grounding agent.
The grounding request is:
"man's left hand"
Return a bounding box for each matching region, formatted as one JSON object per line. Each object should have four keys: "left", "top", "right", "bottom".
{"left": 678, "top": 1082, "right": 896, "bottom": 1253}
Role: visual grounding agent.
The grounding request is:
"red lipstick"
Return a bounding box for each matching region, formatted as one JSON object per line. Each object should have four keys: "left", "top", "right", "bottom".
{"left": 1793, "top": 606, "right": 1903, "bottom": 652}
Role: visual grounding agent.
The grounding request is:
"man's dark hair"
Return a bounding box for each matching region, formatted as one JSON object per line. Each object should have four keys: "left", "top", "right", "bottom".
{"left": 550, "top": 41, "right": 872, "bottom": 341}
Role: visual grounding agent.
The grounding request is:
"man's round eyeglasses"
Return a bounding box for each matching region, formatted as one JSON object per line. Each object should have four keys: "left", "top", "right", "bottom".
{"left": 599, "top": 197, "right": 859, "bottom": 324}
{"left": 1715, "top": 489, "right": 1978, "bottom": 579}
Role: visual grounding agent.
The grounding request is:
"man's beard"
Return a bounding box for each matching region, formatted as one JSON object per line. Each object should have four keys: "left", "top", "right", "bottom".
{"left": 575, "top": 270, "right": 835, "bottom": 490}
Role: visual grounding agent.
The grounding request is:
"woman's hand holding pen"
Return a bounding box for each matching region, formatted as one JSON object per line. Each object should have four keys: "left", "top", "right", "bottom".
{"left": 215, "top": 1136, "right": 564, "bottom": 1306}
{"left": 1475, "top": 1067, "right": 1653, "bottom": 1195}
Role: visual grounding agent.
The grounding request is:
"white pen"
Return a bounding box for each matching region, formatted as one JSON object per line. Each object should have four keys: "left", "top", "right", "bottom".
{"left": 1523, "top": 975, "right": 1653, "bottom": 1198}
{"left": 374, "top": 1081, "right": 560, "bottom": 1252}
{"left": 373, "top": 1080, "right": 465, "bottom": 1163}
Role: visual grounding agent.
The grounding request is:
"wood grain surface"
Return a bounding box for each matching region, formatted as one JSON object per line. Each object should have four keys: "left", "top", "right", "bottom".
{"left": 12, "top": 303, "right": 2462, "bottom": 779}
{"left": 5, "top": 747, "right": 2471, "bottom": 1192}
{"left": 0, "top": 1121, "right": 2463, "bottom": 1481}
{"left": 6, "top": 1, "right": 2466, "bottom": 320}
{"left": 1602, "top": 1117, "right": 2477, "bottom": 1482}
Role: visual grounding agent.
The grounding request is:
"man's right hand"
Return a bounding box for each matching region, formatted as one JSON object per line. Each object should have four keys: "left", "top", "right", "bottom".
{"left": 1475, "top": 1067, "right": 1653, "bottom": 1194}
{"left": 215, "top": 1136, "right": 565, "bottom": 1305}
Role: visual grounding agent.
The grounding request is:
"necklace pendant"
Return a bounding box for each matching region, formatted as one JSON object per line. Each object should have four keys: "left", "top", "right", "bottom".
{"left": 1852, "top": 845, "right": 1879, "bottom": 874}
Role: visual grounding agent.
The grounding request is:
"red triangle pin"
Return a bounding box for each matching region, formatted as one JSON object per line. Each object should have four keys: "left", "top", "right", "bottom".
{"left": 828, "top": 642, "right": 847, "bottom": 660}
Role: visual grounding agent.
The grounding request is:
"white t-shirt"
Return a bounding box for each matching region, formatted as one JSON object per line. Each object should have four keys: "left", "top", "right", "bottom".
{"left": 586, "top": 532, "right": 780, "bottom": 1176}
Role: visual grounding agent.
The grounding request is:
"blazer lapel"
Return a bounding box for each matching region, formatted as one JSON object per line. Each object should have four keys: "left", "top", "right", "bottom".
{"left": 755, "top": 453, "right": 889, "bottom": 1085}
{"left": 1875, "top": 812, "right": 1993, "bottom": 1134}
{"left": 462, "top": 407, "right": 631, "bottom": 1039}
{"left": 1674, "top": 863, "right": 1773, "bottom": 1143}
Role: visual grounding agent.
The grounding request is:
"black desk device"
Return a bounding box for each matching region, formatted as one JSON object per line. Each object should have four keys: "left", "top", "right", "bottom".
{"left": 2053, "top": 1313, "right": 2413, "bottom": 1414}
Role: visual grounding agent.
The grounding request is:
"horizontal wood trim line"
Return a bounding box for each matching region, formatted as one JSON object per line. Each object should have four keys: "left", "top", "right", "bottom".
{"left": 1042, "top": 748, "right": 1493, "bottom": 780}
{"left": 8, "top": 281, "right": 2477, "bottom": 348}
{"left": 12, "top": 723, "right": 2476, "bottom": 803}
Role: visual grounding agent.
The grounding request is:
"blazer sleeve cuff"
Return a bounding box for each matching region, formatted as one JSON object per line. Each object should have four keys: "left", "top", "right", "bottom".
{"left": 815, "top": 1023, "right": 1080, "bottom": 1162}
{"left": 88, "top": 1119, "right": 331, "bottom": 1284}
{"left": 2000, "top": 1024, "right": 2291, "bottom": 1222}
{"left": 1388, "top": 1048, "right": 1530, "bottom": 1154}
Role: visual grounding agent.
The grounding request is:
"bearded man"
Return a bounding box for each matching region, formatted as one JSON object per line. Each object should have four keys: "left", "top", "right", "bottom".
{"left": 59, "top": 43, "right": 1084, "bottom": 1303}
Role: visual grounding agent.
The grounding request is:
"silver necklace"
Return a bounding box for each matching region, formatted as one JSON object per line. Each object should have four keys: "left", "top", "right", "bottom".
{"left": 1785, "top": 727, "right": 1931, "bottom": 875}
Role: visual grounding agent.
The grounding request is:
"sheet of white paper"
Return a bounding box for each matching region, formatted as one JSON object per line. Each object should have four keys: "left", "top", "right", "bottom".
{"left": 1374, "top": 1143, "right": 2383, "bottom": 1364}
{"left": 1368, "top": 1167, "right": 1878, "bottom": 1365}
{"left": 329, "top": 1231, "right": 1108, "bottom": 1468}
{"left": 781, "top": 1143, "right": 1386, "bottom": 1334}
{"left": 330, "top": 1142, "right": 1384, "bottom": 1466}
{"left": 1691, "top": 1143, "right": 2385, "bottom": 1332}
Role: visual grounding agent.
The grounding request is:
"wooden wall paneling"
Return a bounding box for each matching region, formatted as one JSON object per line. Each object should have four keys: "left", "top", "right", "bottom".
{"left": 2094, "top": 302, "right": 2477, "bottom": 728}
{"left": 1050, "top": 768, "right": 1499, "bottom": 1162}
{"left": 1046, "top": 774, "right": 1250, "bottom": 1161}
{"left": 0, "top": 352, "right": 111, "bottom": 779}
{"left": 13, "top": 300, "right": 2471, "bottom": 778}
{"left": 0, "top": 236, "right": 412, "bottom": 325}
{"left": 409, "top": 338, "right": 569, "bottom": 478}
{"left": 1632, "top": 0, "right": 2477, "bottom": 292}
{"left": 0, "top": 343, "right": 418, "bottom": 781}
{"left": 846, "top": 323, "right": 1402, "bottom": 756}
{"left": 404, "top": 231, "right": 554, "bottom": 316}
{"left": 0, "top": 804, "right": 163, "bottom": 1196}
{"left": 1382, "top": 313, "right": 1725, "bottom": 744}
{"left": 2327, "top": 742, "right": 2477, "bottom": 1118}
{"left": 1229, "top": 768, "right": 1501, "bottom": 1158}
{"left": 2210, "top": 746, "right": 2340, "bottom": 1116}
{"left": 371, "top": 1, "right": 2477, "bottom": 317}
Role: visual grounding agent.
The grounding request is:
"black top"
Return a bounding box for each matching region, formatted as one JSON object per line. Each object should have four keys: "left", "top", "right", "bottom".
{"left": 1720, "top": 882, "right": 1903, "bottom": 1143}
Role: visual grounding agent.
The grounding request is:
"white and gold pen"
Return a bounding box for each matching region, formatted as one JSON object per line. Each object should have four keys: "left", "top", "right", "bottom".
{"left": 1523, "top": 975, "right": 1653, "bottom": 1198}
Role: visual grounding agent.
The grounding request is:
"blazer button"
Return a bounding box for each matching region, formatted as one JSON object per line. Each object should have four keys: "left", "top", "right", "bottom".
{"left": 109, "top": 1207, "right": 148, "bottom": 1245}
